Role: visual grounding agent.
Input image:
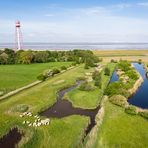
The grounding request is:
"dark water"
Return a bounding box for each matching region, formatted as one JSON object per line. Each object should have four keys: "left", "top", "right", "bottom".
{"left": 128, "top": 63, "right": 148, "bottom": 109}
{"left": 40, "top": 81, "right": 99, "bottom": 137}
{"left": 1, "top": 42, "right": 148, "bottom": 50}
{"left": 109, "top": 70, "right": 118, "bottom": 83}
{"left": 0, "top": 128, "right": 23, "bottom": 148}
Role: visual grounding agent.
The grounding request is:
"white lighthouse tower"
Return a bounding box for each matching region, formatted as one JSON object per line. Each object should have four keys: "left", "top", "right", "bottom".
{"left": 15, "top": 21, "right": 23, "bottom": 50}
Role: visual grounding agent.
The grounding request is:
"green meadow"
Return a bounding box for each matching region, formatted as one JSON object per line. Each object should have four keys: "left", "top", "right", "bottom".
{"left": 95, "top": 100, "right": 148, "bottom": 148}
{"left": 0, "top": 62, "right": 71, "bottom": 93}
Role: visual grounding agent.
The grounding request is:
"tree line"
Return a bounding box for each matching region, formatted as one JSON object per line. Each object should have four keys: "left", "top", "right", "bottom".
{"left": 0, "top": 49, "right": 100, "bottom": 66}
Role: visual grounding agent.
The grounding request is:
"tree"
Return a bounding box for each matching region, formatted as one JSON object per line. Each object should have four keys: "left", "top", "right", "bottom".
{"left": 4, "top": 48, "right": 15, "bottom": 64}
{"left": 19, "top": 51, "right": 34, "bottom": 64}
{"left": 34, "top": 51, "right": 49, "bottom": 63}
{"left": 0, "top": 53, "right": 9, "bottom": 64}
{"left": 15, "top": 50, "right": 24, "bottom": 63}
{"left": 94, "top": 74, "right": 102, "bottom": 88}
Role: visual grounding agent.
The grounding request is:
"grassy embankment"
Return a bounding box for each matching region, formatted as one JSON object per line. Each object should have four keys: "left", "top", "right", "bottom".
{"left": 65, "top": 63, "right": 116, "bottom": 109}
{"left": 95, "top": 100, "right": 148, "bottom": 147}
{"left": 0, "top": 62, "right": 72, "bottom": 94}
{"left": 0, "top": 64, "right": 97, "bottom": 148}
{"left": 93, "top": 50, "right": 148, "bottom": 62}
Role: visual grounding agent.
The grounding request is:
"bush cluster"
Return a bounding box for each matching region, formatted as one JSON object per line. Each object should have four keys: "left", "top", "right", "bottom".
{"left": 109, "top": 95, "right": 127, "bottom": 107}
{"left": 37, "top": 73, "right": 48, "bottom": 81}
{"left": 61, "top": 66, "right": 67, "bottom": 70}
{"left": 118, "top": 60, "right": 131, "bottom": 72}
{"left": 125, "top": 105, "right": 137, "bottom": 115}
{"left": 15, "top": 104, "right": 29, "bottom": 113}
{"left": 111, "top": 59, "right": 117, "bottom": 63}
{"left": 126, "top": 69, "right": 139, "bottom": 81}
{"left": 105, "top": 82, "right": 130, "bottom": 98}
{"left": 138, "top": 111, "right": 148, "bottom": 119}
{"left": 52, "top": 68, "right": 60, "bottom": 75}
{"left": 37, "top": 68, "right": 61, "bottom": 81}
{"left": 104, "top": 67, "right": 110, "bottom": 76}
{"left": 79, "top": 82, "right": 94, "bottom": 91}
{"left": 92, "top": 71, "right": 102, "bottom": 88}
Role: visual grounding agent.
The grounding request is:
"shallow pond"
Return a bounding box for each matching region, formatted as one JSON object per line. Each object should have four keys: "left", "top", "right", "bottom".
{"left": 0, "top": 128, "right": 23, "bottom": 148}
{"left": 128, "top": 63, "right": 148, "bottom": 109}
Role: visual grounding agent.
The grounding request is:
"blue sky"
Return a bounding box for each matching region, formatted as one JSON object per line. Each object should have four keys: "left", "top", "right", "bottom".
{"left": 1, "top": 0, "right": 148, "bottom": 42}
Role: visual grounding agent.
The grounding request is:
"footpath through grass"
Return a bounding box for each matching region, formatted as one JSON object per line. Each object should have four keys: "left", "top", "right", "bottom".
{"left": 0, "top": 62, "right": 71, "bottom": 93}
{"left": 95, "top": 100, "right": 148, "bottom": 148}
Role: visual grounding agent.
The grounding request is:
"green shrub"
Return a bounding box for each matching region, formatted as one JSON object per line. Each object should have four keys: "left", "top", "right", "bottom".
{"left": 79, "top": 82, "right": 94, "bottom": 91}
{"left": 111, "top": 59, "right": 117, "bottom": 63}
{"left": 109, "top": 95, "right": 128, "bottom": 107}
{"left": 84, "top": 64, "right": 89, "bottom": 69}
{"left": 126, "top": 70, "right": 139, "bottom": 80}
{"left": 37, "top": 73, "right": 47, "bottom": 81}
{"left": 94, "top": 74, "right": 102, "bottom": 88}
{"left": 138, "top": 111, "right": 148, "bottom": 119}
{"left": 71, "top": 62, "right": 76, "bottom": 66}
{"left": 61, "top": 66, "right": 67, "bottom": 70}
{"left": 138, "top": 59, "right": 142, "bottom": 64}
{"left": 125, "top": 105, "right": 137, "bottom": 115}
{"left": 52, "top": 68, "right": 60, "bottom": 75}
{"left": 104, "top": 67, "right": 110, "bottom": 76}
{"left": 118, "top": 60, "right": 131, "bottom": 72}
{"left": 92, "top": 71, "right": 100, "bottom": 80}
{"left": 76, "top": 77, "right": 86, "bottom": 81}
{"left": 92, "top": 71, "right": 102, "bottom": 88}
{"left": 15, "top": 104, "right": 29, "bottom": 113}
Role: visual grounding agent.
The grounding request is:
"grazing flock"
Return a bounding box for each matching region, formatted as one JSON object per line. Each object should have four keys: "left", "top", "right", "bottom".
{"left": 20, "top": 112, "right": 50, "bottom": 127}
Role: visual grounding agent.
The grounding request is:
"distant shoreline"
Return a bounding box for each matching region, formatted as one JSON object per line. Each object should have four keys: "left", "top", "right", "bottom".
{"left": 1, "top": 42, "right": 148, "bottom": 50}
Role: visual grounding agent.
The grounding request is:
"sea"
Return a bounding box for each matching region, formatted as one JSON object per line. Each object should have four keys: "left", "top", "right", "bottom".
{"left": 0, "top": 42, "right": 148, "bottom": 50}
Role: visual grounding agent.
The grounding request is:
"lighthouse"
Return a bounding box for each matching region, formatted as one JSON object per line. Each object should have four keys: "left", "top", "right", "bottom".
{"left": 15, "top": 21, "right": 23, "bottom": 50}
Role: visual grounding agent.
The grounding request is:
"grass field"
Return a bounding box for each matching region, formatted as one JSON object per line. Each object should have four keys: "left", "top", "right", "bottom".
{"left": 93, "top": 50, "right": 148, "bottom": 57}
{"left": 93, "top": 50, "right": 148, "bottom": 62}
{"left": 0, "top": 62, "right": 72, "bottom": 93}
{"left": 95, "top": 100, "right": 148, "bottom": 147}
{"left": 0, "top": 65, "right": 93, "bottom": 148}
{"left": 0, "top": 59, "right": 148, "bottom": 148}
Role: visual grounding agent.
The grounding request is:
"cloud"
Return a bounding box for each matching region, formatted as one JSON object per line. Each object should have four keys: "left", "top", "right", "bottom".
{"left": 44, "top": 14, "right": 55, "bottom": 17}
{"left": 111, "top": 3, "right": 132, "bottom": 9}
{"left": 137, "top": 2, "right": 148, "bottom": 7}
{"left": 1, "top": 3, "right": 148, "bottom": 43}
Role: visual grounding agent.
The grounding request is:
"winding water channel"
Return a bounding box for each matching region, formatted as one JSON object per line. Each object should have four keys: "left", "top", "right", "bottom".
{"left": 128, "top": 63, "right": 148, "bottom": 109}
{"left": 40, "top": 80, "right": 99, "bottom": 137}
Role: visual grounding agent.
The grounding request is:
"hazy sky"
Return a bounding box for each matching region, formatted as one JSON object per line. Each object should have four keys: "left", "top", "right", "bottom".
{"left": 1, "top": 0, "right": 148, "bottom": 43}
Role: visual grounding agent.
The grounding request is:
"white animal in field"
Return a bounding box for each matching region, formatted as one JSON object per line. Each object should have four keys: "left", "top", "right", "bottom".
{"left": 20, "top": 114, "right": 23, "bottom": 118}
{"left": 29, "top": 123, "right": 32, "bottom": 127}
{"left": 41, "top": 119, "right": 50, "bottom": 125}
{"left": 23, "top": 121, "right": 26, "bottom": 124}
